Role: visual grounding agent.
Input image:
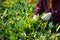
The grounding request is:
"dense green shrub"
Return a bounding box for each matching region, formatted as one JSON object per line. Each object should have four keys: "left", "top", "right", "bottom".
{"left": 0, "top": 0, "right": 60, "bottom": 40}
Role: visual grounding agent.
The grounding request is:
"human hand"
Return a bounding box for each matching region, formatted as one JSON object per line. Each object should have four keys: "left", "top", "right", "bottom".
{"left": 32, "top": 13, "right": 36, "bottom": 20}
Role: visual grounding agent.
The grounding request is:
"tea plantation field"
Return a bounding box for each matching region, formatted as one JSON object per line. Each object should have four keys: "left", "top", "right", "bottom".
{"left": 0, "top": 0, "right": 60, "bottom": 40}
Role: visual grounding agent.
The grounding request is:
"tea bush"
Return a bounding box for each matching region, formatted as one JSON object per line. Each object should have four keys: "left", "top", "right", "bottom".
{"left": 0, "top": 0, "right": 60, "bottom": 40}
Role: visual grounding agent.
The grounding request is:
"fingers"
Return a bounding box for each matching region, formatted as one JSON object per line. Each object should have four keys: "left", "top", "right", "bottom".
{"left": 33, "top": 15, "right": 36, "bottom": 20}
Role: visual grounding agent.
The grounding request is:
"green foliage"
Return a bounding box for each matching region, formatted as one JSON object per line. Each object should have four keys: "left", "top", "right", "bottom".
{"left": 0, "top": 0, "right": 60, "bottom": 40}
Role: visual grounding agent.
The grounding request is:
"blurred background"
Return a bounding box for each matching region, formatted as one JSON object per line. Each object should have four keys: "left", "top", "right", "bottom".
{"left": 0, "top": 0, "right": 60, "bottom": 40}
